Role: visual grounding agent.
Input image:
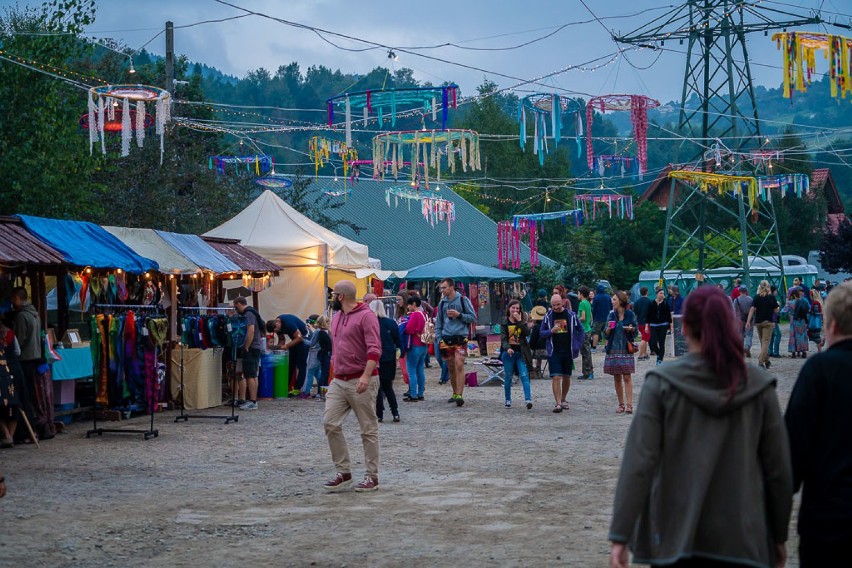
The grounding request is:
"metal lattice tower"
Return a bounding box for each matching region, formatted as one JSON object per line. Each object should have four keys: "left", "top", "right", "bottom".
{"left": 612, "top": 1, "right": 821, "bottom": 289}
{"left": 614, "top": 1, "right": 820, "bottom": 152}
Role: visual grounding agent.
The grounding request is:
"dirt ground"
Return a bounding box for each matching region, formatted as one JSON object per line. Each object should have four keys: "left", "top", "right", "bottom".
{"left": 1, "top": 338, "right": 809, "bottom": 568}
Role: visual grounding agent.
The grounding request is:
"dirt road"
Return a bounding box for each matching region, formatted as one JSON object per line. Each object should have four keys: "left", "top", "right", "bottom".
{"left": 1, "top": 346, "right": 807, "bottom": 567}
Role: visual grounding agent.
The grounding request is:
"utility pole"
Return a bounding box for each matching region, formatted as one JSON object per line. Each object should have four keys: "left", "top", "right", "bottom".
{"left": 165, "top": 21, "right": 174, "bottom": 96}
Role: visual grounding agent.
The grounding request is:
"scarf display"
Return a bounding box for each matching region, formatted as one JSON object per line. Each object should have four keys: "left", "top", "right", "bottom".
{"left": 90, "top": 311, "right": 167, "bottom": 411}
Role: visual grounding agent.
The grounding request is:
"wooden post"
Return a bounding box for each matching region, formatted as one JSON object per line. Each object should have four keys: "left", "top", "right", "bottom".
{"left": 56, "top": 268, "right": 69, "bottom": 339}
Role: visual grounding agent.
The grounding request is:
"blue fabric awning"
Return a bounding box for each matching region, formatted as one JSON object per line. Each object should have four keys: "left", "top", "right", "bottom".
{"left": 17, "top": 215, "right": 158, "bottom": 273}
{"left": 155, "top": 230, "right": 241, "bottom": 274}
{"left": 403, "top": 256, "right": 522, "bottom": 282}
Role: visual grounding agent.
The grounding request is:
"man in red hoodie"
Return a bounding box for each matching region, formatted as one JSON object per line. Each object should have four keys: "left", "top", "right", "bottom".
{"left": 322, "top": 280, "right": 383, "bottom": 492}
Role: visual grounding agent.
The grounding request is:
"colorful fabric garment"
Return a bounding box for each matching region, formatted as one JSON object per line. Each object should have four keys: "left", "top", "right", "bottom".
{"left": 789, "top": 318, "right": 809, "bottom": 353}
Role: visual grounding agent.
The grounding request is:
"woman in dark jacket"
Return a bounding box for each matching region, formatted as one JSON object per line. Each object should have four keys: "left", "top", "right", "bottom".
{"left": 370, "top": 300, "right": 400, "bottom": 423}
{"left": 499, "top": 300, "right": 533, "bottom": 409}
{"left": 609, "top": 286, "right": 792, "bottom": 568}
{"left": 646, "top": 286, "right": 673, "bottom": 365}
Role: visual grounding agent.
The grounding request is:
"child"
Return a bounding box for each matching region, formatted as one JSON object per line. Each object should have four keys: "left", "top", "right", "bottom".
{"left": 300, "top": 315, "right": 331, "bottom": 399}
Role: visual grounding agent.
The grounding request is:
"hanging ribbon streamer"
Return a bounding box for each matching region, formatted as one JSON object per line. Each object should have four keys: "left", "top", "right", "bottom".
{"left": 586, "top": 94, "right": 660, "bottom": 176}
{"left": 344, "top": 95, "right": 352, "bottom": 147}
{"left": 772, "top": 32, "right": 852, "bottom": 101}
{"left": 121, "top": 97, "right": 132, "bottom": 157}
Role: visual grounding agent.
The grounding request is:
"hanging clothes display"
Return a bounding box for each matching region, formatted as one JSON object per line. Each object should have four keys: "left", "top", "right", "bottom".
{"left": 90, "top": 309, "right": 168, "bottom": 411}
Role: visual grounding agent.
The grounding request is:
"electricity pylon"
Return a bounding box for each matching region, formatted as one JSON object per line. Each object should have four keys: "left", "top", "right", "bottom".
{"left": 612, "top": 1, "right": 821, "bottom": 289}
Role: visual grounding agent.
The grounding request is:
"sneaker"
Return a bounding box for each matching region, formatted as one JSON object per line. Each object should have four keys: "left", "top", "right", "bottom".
{"left": 239, "top": 401, "right": 258, "bottom": 410}
{"left": 231, "top": 399, "right": 246, "bottom": 407}
{"left": 354, "top": 475, "right": 379, "bottom": 492}
{"left": 447, "top": 395, "right": 458, "bottom": 403}
{"left": 297, "top": 393, "right": 311, "bottom": 400}
{"left": 656, "top": 360, "right": 662, "bottom": 366}
{"left": 393, "top": 415, "right": 400, "bottom": 422}
{"left": 505, "top": 400, "right": 512, "bottom": 408}
{"left": 378, "top": 417, "right": 383, "bottom": 423}
{"left": 323, "top": 472, "right": 353, "bottom": 492}
{"left": 455, "top": 396, "right": 464, "bottom": 407}
{"left": 403, "top": 394, "right": 418, "bottom": 402}
{"left": 765, "top": 360, "right": 771, "bottom": 369}
{"left": 745, "top": 351, "right": 752, "bottom": 358}
{"left": 526, "top": 401, "right": 533, "bottom": 410}
{"left": 586, "top": 373, "right": 595, "bottom": 380}
{"left": 416, "top": 396, "right": 425, "bottom": 401}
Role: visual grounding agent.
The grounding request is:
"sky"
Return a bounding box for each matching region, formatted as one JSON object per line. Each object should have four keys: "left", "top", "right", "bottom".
{"left": 2, "top": 0, "right": 846, "bottom": 106}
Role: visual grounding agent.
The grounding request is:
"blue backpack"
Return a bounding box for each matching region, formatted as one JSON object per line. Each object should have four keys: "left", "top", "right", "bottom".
{"left": 397, "top": 318, "right": 412, "bottom": 357}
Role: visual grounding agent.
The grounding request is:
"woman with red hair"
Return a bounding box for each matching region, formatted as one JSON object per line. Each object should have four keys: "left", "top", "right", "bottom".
{"left": 609, "top": 286, "right": 792, "bottom": 568}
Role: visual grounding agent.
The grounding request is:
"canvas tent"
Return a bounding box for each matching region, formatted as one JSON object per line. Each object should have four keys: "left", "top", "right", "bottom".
{"left": 204, "top": 190, "right": 372, "bottom": 317}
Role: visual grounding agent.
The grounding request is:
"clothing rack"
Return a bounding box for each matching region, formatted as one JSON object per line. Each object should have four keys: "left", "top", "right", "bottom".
{"left": 174, "top": 307, "right": 238, "bottom": 425}
{"left": 86, "top": 304, "right": 164, "bottom": 440}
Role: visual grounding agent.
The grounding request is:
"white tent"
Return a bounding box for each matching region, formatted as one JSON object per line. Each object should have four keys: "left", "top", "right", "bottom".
{"left": 204, "top": 190, "right": 371, "bottom": 317}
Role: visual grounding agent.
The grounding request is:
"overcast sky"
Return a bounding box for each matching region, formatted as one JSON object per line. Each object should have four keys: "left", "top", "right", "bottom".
{"left": 2, "top": 0, "right": 842, "bottom": 104}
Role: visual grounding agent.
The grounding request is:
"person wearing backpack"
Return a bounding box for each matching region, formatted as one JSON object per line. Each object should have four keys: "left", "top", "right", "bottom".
{"left": 733, "top": 286, "right": 754, "bottom": 358}
{"left": 435, "top": 278, "right": 477, "bottom": 407}
{"left": 402, "top": 296, "right": 429, "bottom": 402}
{"left": 233, "top": 296, "right": 264, "bottom": 410}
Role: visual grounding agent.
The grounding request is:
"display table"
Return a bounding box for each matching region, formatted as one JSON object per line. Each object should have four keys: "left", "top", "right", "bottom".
{"left": 51, "top": 347, "right": 93, "bottom": 380}
{"left": 51, "top": 347, "right": 93, "bottom": 406}
{"left": 169, "top": 347, "right": 223, "bottom": 410}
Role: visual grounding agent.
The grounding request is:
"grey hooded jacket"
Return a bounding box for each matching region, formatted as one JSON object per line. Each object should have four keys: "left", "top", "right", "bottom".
{"left": 609, "top": 353, "right": 792, "bottom": 567}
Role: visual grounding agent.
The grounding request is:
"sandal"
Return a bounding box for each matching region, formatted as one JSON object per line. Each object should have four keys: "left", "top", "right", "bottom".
{"left": 552, "top": 404, "right": 563, "bottom": 413}
{"left": 625, "top": 404, "right": 633, "bottom": 414}
{"left": 560, "top": 401, "right": 570, "bottom": 410}
{"left": 616, "top": 404, "right": 625, "bottom": 414}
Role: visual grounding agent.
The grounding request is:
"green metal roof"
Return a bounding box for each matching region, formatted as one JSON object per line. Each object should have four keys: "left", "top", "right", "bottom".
{"left": 298, "top": 176, "right": 555, "bottom": 272}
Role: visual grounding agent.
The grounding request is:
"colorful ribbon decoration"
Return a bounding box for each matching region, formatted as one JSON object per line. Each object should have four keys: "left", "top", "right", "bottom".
{"left": 207, "top": 155, "right": 273, "bottom": 176}
{"left": 586, "top": 94, "right": 660, "bottom": 177}
{"left": 518, "top": 93, "right": 584, "bottom": 165}
{"left": 574, "top": 190, "right": 634, "bottom": 220}
{"left": 498, "top": 210, "right": 585, "bottom": 271}
{"left": 772, "top": 32, "right": 852, "bottom": 101}
{"left": 372, "top": 129, "right": 481, "bottom": 188}
{"left": 327, "top": 85, "right": 460, "bottom": 140}
{"left": 308, "top": 136, "right": 357, "bottom": 178}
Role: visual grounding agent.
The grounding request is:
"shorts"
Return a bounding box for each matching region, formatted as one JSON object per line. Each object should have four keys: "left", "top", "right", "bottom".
{"left": 439, "top": 338, "right": 467, "bottom": 360}
{"left": 591, "top": 321, "right": 606, "bottom": 338}
{"left": 548, "top": 353, "right": 574, "bottom": 377}
{"left": 639, "top": 324, "right": 650, "bottom": 342}
{"left": 242, "top": 347, "right": 261, "bottom": 379}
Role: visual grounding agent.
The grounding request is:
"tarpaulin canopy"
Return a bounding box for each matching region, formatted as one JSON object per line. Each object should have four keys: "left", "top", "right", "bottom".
{"left": 104, "top": 227, "right": 202, "bottom": 275}
{"left": 17, "top": 215, "right": 157, "bottom": 273}
{"left": 203, "top": 190, "right": 369, "bottom": 269}
{"left": 402, "top": 256, "right": 522, "bottom": 283}
{"left": 155, "top": 230, "right": 241, "bottom": 274}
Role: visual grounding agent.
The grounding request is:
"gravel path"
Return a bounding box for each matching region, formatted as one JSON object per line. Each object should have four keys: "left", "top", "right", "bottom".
{"left": 1, "top": 343, "right": 808, "bottom": 567}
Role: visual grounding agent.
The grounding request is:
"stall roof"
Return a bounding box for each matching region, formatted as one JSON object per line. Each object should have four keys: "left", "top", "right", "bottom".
{"left": 104, "top": 227, "right": 202, "bottom": 275}
{"left": 155, "top": 230, "right": 241, "bottom": 274}
{"left": 402, "top": 256, "right": 523, "bottom": 283}
{"left": 202, "top": 237, "right": 280, "bottom": 274}
{"left": 0, "top": 216, "right": 66, "bottom": 267}
{"left": 17, "top": 215, "right": 158, "bottom": 273}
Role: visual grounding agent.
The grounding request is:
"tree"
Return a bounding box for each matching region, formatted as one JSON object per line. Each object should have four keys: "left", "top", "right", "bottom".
{"left": 279, "top": 171, "right": 366, "bottom": 235}
{"left": 0, "top": 0, "right": 105, "bottom": 219}
{"left": 818, "top": 218, "right": 852, "bottom": 274}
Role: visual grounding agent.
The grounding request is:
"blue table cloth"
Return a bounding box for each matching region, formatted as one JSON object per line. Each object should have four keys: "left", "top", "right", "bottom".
{"left": 51, "top": 347, "right": 93, "bottom": 381}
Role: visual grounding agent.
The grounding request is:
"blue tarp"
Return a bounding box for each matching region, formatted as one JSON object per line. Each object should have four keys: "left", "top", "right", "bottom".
{"left": 17, "top": 215, "right": 158, "bottom": 273}
{"left": 403, "top": 256, "right": 522, "bottom": 283}
{"left": 155, "top": 230, "right": 241, "bottom": 274}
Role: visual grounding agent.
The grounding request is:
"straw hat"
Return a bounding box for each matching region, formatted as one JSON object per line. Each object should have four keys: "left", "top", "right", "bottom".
{"left": 530, "top": 305, "right": 547, "bottom": 321}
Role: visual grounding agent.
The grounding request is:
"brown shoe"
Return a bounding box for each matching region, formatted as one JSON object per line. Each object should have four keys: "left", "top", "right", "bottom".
{"left": 354, "top": 475, "right": 379, "bottom": 492}
{"left": 323, "top": 472, "right": 353, "bottom": 492}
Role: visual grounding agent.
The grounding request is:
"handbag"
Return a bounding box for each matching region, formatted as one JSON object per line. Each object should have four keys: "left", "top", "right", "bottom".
{"left": 626, "top": 341, "right": 638, "bottom": 355}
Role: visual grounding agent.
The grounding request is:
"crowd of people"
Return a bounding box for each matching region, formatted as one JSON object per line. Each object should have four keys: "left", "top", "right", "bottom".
{"left": 3, "top": 274, "right": 850, "bottom": 566}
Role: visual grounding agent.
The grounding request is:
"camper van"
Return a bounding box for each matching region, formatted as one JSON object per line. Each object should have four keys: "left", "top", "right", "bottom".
{"left": 633, "top": 255, "right": 818, "bottom": 300}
